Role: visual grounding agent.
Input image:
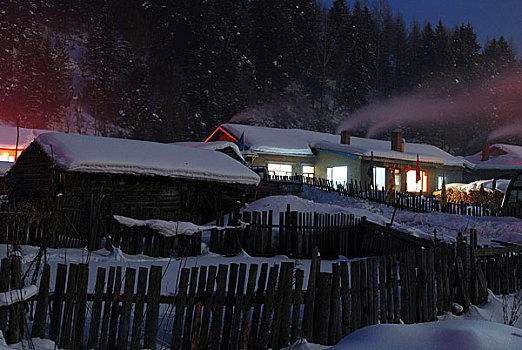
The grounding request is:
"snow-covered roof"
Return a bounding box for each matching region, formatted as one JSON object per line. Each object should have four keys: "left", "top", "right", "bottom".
{"left": 173, "top": 141, "right": 244, "bottom": 161}
{"left": 464, "top": 144, "right": 522, "bottom": 170}
{"left": 32, "top": 133, "right": 260, "bottom": 186}
{"left": 220, "top": 124, "right": 465, "bottom": 167}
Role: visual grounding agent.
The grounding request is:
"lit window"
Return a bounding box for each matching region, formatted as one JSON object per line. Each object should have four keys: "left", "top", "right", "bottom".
{"left": 302, "top": 165, "right": 314, "bottom": 178}
{"left": 406, "top": 170, "right": 428, "bottom": 193}
{"left": 394, "top": 169, "right": 402, "bottom": 192}
{"left": 373, "top": 167, "right": 386, "bottom": 190}
{"left": 326, "top": 166, "right": 347, "bottom": 187}
{"left": 267, "top": 163, "right": 293, "bottom": 177}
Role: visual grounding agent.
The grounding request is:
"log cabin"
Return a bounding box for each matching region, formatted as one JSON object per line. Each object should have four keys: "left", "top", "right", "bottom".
{"left": 7, "top": 132, "right": 259, "bottom": 249}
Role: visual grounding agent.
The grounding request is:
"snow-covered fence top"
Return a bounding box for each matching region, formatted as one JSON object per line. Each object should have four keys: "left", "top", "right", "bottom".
{"left": 33, "top": 132, "right": 260, "bottom": 186}
{"left": 220, "top": 123, "right": 466, "bottom": 167}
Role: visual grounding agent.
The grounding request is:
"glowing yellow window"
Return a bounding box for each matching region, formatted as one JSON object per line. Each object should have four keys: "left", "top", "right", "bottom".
{"left": 406, "top": 170, "right": 428, "bottom": 193}
{"left": 267, "top": 163, "right": 293, "bottom": 177}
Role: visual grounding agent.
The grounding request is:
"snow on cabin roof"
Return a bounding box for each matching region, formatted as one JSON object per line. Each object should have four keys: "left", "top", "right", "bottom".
{"left": 464, "top": 144, "right": 522, "bottom": 170}
{"left": 173, "top": 141, "right": 244, "bottom": 161}
{"left": 219, "top": 123, "right": 465, "bottom": 167}
{"left": 33, "top": 133, "right": 260, "bottom": 186}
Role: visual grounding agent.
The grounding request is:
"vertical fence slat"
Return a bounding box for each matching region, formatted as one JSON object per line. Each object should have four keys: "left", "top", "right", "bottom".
{"left": 88, "top": 267, "right": 107, "bottom": 349}
{"left": 99, "top": 266, "right": 116, "bottom": 350}
{"left": 171, "top": 267, "right": 189, "bottom": 350}
{"left": 144, "top": 265, "right": 162, "bottom": 350}
{"left": 117, "top": 267, "right": 136, "bottom": 350}
{"left": 131, "top": 267, "right": 148, "bottom": 350}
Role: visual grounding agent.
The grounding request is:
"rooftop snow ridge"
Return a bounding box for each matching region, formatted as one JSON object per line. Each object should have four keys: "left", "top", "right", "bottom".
{"left": 220, "top": 123, "right": 466, "bottom": 167}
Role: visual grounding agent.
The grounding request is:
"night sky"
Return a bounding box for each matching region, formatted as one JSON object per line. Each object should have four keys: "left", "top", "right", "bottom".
{"left": 323, "top": 0, "right": 522, "bottom": 55}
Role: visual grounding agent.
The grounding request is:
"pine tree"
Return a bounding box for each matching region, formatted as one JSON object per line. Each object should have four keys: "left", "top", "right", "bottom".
{"left": 340, "top": 1, "right": 376, "bottom": 109}
{"left": 433, "top": 20, "right": 453, "bottom": 75}
{"left": 319, "top": 0, "right": 350, "bottom": 112}
{"left": 419, "top": 22, "right": 437, "bottom": 79}
{"left": 406, "top": 20, "right": 424, "bottom": 86}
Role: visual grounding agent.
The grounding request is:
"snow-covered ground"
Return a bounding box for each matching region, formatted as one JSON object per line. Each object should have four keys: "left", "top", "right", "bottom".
{"left": 331, "top": 320, "right": 522, "bottom": 350}
{"left": 243, "top": 187, "right": 522, "bottom": 246}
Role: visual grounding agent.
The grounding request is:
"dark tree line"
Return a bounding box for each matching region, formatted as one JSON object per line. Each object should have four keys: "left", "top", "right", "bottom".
{"left": 0, "top": 0, "right": 518, "bottom": 145}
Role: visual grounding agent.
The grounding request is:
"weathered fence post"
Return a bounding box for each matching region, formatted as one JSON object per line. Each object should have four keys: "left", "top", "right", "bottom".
{"left": 6, "top": 249, "right": 22, "bottom": 345}
{"left": 31, "top": 263, "right": 50, "bottom": 338}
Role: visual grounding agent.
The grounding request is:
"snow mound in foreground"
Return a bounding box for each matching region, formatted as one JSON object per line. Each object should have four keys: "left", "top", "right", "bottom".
{"left": 333, "top": 320, "right": 522, "bottom": 350}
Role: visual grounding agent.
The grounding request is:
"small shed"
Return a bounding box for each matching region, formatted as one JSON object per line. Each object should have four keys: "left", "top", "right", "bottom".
{"left": 7, "top": 132, "right": 259, "bottom": 249}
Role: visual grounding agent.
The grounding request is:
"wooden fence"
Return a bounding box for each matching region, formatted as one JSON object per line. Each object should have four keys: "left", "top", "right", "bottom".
{"left": 269, "top": 175, "right": 500, "bottom": 217}
{"left": 3, "top": 232, "right": 521, "bottom": 349}
{"left": 210, "top": 207, "right": 435, "bottom": 259}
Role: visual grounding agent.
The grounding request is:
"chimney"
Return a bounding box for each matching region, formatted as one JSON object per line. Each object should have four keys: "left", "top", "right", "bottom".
{"left": 341, "top": 130, "right": 351, "bottom": 145}
{"left": 481, "top": 143, "right": 490, "bottom": 161}
{"left": 391, "top": 131, "right": 404, "bottom": 152}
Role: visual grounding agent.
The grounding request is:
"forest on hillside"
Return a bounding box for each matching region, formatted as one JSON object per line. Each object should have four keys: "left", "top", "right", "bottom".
{"left": 0, "top": 0, "right": 519, "bottom": 153}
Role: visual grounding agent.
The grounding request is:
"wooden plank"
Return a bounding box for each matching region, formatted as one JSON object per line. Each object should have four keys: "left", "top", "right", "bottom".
{"left": 0, "top": 259, "right": 10, "bottom": 335}
{"left": 350, "top": 260, "right": 361, "bottom": 331}
{"left": 107, "top": 265, "right": 123, "bottom": 350}
{"left": 427, "top": 248, "right": 436, "bottom": 320}
{"left": 190, "top": 265, "right": 208, "bottom": 350}
{"left": 209, "top": 264, "right": 228, "bottom": 349}
{"left": 360, "top": 260, "right": 369, "bottom": 327}
{"left": 117, "top": 268, "right": 137, "bottom": 350}
{"left": 248, "top": 263, "right": 268, "bottom": 349}
{"left": 302, "top": 247, "right": 319, "bottom": 340}
{"left": 314, "top": 272, "right": 332, "bottom": 345}
{"left": 230, "top": 263, "right": 247, "bottom": 349}
{"left": 59, "top": 263, "right": 78, "bottom": 349}
{"left": 389, "top": 255, "right": 398, "bottom": 323}
{"left": 271, "top": 262, "right": 287, "bottom": 350}
{"left": 171, "top": 268, "right": 190, "bottom": 350}
{"left": 399, "top": 253, "right": 409, "bottom": 324}
{"left": 240, "top": 264, "right": 259, "bottom": 349}
{"left": 278, "top": 261, "right": 295, "bottom": 348}
{"left": 87, "top": 267, "right": 106, "bottom": 349}
{"left": 340, "top": 261, "right": 350, "bottom": 336}
{"left": 99, "top": 266, "right": 116, "bottom": 350}
{"left": 199, "top": 265, "right": 217, "bottom": 349}
{"left": 131, "top": 267, "right": 148, "bottom": 350}
{"left": 371, "top": 258, "right": 379, "bottom": 324}
{"left": 144, "top": 265, "right": 162, "bottom": 350}
{"left": 379, "top": 257, "right": 388, "bottom": 324}
{"left": 328, "top": 263, "right": 341, "bottom": 345}
{"left": 456, "top": 256, "right": 471, "bottom": 312}
{"left": 221, "top": 263, "right": 239, "bottom": 350}
{"left": 182, "top": 267, "right": 199, "bottom": 350}
{"left": 32, "top": 263, "right": 51, "bottom": 339}
{"left": 291, "top": 269, "right": 304, "bottom": 344}
{"left": 6, "top": 252, "right": 22, "bottom": 345}
{"left": 258, "top": 264, "right": 279, "bottom": 349}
